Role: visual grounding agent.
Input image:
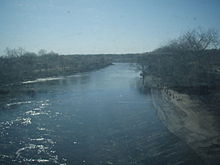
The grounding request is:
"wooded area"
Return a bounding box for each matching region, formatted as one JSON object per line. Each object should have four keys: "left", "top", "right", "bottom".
{"left": 138, "top": 29, "right": 220, "bottom": 93}
{"left": 0, "top": 50, "right": 112, "bottom": 86}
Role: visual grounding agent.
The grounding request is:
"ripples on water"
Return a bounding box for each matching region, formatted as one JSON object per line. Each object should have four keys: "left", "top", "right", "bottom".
{"left": 0, "top": 99, "right": 66, "bottom": 164}
{"left": 0, "top": 64, "right": 205, "bottom": 165}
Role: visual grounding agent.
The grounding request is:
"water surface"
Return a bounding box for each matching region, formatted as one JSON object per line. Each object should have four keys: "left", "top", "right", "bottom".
{"left": 0, "top": 63, "right": 204, "bottom": 165}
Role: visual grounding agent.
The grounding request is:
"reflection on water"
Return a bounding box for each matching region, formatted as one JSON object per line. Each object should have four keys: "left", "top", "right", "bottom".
{"left": 0, "top": 63, "right": 205, "bottom": 165}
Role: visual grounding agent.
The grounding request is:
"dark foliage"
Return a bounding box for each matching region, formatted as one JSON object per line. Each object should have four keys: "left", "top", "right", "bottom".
{"left": 138, "top": 50, "right": 220, "bottom": 92}
{"left": 0, "top": 53, "right": 112, "bottom": 86}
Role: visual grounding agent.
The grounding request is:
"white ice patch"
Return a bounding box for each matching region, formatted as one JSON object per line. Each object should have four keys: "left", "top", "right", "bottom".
{"left": 22, "top": 77, "right": 63, "bottom": 84}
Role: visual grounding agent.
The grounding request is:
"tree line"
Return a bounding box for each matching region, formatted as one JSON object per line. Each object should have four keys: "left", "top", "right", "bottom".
{"left": 0, "top": 48, "right": 112, "bottom": 86}
{"left": 138, "top": 28, "right": 220, "bottom": 93}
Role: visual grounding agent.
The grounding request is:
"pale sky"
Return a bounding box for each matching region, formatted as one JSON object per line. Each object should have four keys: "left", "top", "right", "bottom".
{"left": 0, "top": 0, "right": 220, "bottom": 55}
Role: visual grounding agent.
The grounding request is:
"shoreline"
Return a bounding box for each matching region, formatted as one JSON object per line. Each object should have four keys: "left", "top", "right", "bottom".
{"left": 150, "top": 87, "right": 220, "bottom": 164}
{"left": 0, "top": 63, "right": 112, "bottom": 95}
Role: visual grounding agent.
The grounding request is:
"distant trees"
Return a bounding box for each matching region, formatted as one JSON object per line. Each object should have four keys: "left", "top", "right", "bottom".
{"left": 4, "top": 47, "right": 26, "bottom": 57}
{"left": 0, "top": 48, "right": 112, "bottom": 86}
{"left": 4, "top": 47, "right": 60, "bottom": 57}
{"left": 137, "top": 28, "right": 220, "bottom": 91}
{"left": 154, "top": 29, "right": 220, "bottom": 53}
{"left": 4, "top": 47, "right": 39, "bottom": 58}
{"left": 38, "top": 49, "right": 47, "bottom": 56}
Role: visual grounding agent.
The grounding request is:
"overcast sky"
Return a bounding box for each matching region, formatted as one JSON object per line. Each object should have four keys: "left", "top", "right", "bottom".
{"left": 0, "top": 0, "right": 220, "bottom": 55}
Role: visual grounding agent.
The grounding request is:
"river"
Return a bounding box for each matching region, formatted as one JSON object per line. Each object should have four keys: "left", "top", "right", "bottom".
{"left": 0, "top": 63, "right": 204, "bottom": 165}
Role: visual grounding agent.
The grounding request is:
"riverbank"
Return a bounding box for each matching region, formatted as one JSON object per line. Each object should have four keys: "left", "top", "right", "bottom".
{"left": 0, "top": 54, "right": 112, "bottom": 95}
{"left": 138, "top": 49, "right": 220, "bottom": 164}
{"left": 148, "top": 83, "right": 220, "bottom": 164}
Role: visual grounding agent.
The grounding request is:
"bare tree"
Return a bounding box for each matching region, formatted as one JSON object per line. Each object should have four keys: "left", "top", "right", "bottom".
{"left": 4, "top": 47, "right": 26, "bottom": 57}
{"left": 154, "top": 28, "right": 220, "bottom": 52}
{"left": 180, "top": 29, "right": 219, "bottom": 51}
{"left": 38, "top": 49, "right": 47, "bottom": 56}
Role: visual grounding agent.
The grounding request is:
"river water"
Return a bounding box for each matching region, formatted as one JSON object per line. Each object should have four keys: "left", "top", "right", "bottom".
{"left": 0, "top": 63, "right": 204, "bottom": 165}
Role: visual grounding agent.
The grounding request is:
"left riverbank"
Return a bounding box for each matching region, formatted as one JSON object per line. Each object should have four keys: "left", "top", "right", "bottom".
{"left": 0, "top": 54, "right": 112, "bottom": 94}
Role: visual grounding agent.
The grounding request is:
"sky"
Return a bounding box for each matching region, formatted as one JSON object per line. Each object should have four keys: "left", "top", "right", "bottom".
{"left": 0, "top": 0, "right": 220, "bottom": 55}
